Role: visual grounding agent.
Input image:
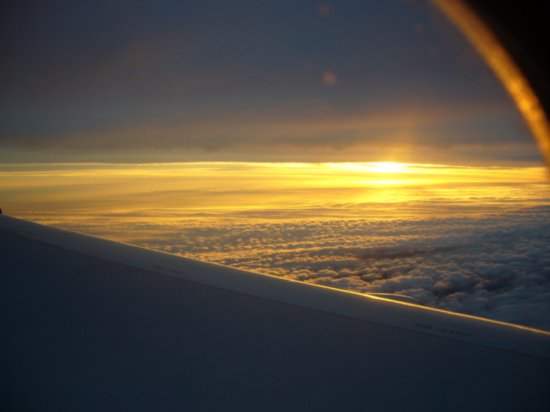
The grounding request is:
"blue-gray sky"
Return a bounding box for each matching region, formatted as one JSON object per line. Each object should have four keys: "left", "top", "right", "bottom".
{"left": 0, "top": 0, "right": 541, "bottom": 164}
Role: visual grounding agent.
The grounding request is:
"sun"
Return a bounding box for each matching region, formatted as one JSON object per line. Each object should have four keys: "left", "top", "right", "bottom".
{"left": 370, "top": 162, "right": 406, "bottom": 173}
{"left": 324, "top": 162, "right": 408, "bottom": 175}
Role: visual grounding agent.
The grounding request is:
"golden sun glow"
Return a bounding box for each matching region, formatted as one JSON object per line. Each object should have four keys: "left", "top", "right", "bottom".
{"left": 1, "top": 162, "right": 547, "bottom": 222}
{"left": 324, "top": 162, "right": 408, "bottom": 174}
{"left": 369, "top": 162, "right": 406, "bottom": 173}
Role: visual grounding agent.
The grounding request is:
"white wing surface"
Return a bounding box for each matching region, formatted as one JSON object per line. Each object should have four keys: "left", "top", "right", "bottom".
{"left": 1, "top": 215, "right": 549, "bottom": 411}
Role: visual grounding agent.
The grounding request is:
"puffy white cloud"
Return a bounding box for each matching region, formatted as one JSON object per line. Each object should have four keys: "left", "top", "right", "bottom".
{"left": 32, "top": 206, "right": 550, "bottom": 331}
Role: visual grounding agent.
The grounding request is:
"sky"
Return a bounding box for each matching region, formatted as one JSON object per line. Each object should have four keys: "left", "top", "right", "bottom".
{"left": 0, "top": 0, "right": 542, "bottom": 164}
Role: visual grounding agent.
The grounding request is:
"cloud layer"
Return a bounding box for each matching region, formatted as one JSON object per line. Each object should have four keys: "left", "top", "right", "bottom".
{"left": 6, "top": 162, "right": 548, "bottom": 329}
{"left": 34, "top": 206, "right": 550, "bottom": 331}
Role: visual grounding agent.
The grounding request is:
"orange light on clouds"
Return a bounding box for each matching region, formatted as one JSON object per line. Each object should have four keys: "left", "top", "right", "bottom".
{"left": 1, "top": 162, "right": 548, "bottom": 223}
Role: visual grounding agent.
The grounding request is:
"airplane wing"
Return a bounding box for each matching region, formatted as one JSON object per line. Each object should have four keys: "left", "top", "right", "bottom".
{"left": 1, "top": 215, "right": 549, "bottom": 411}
